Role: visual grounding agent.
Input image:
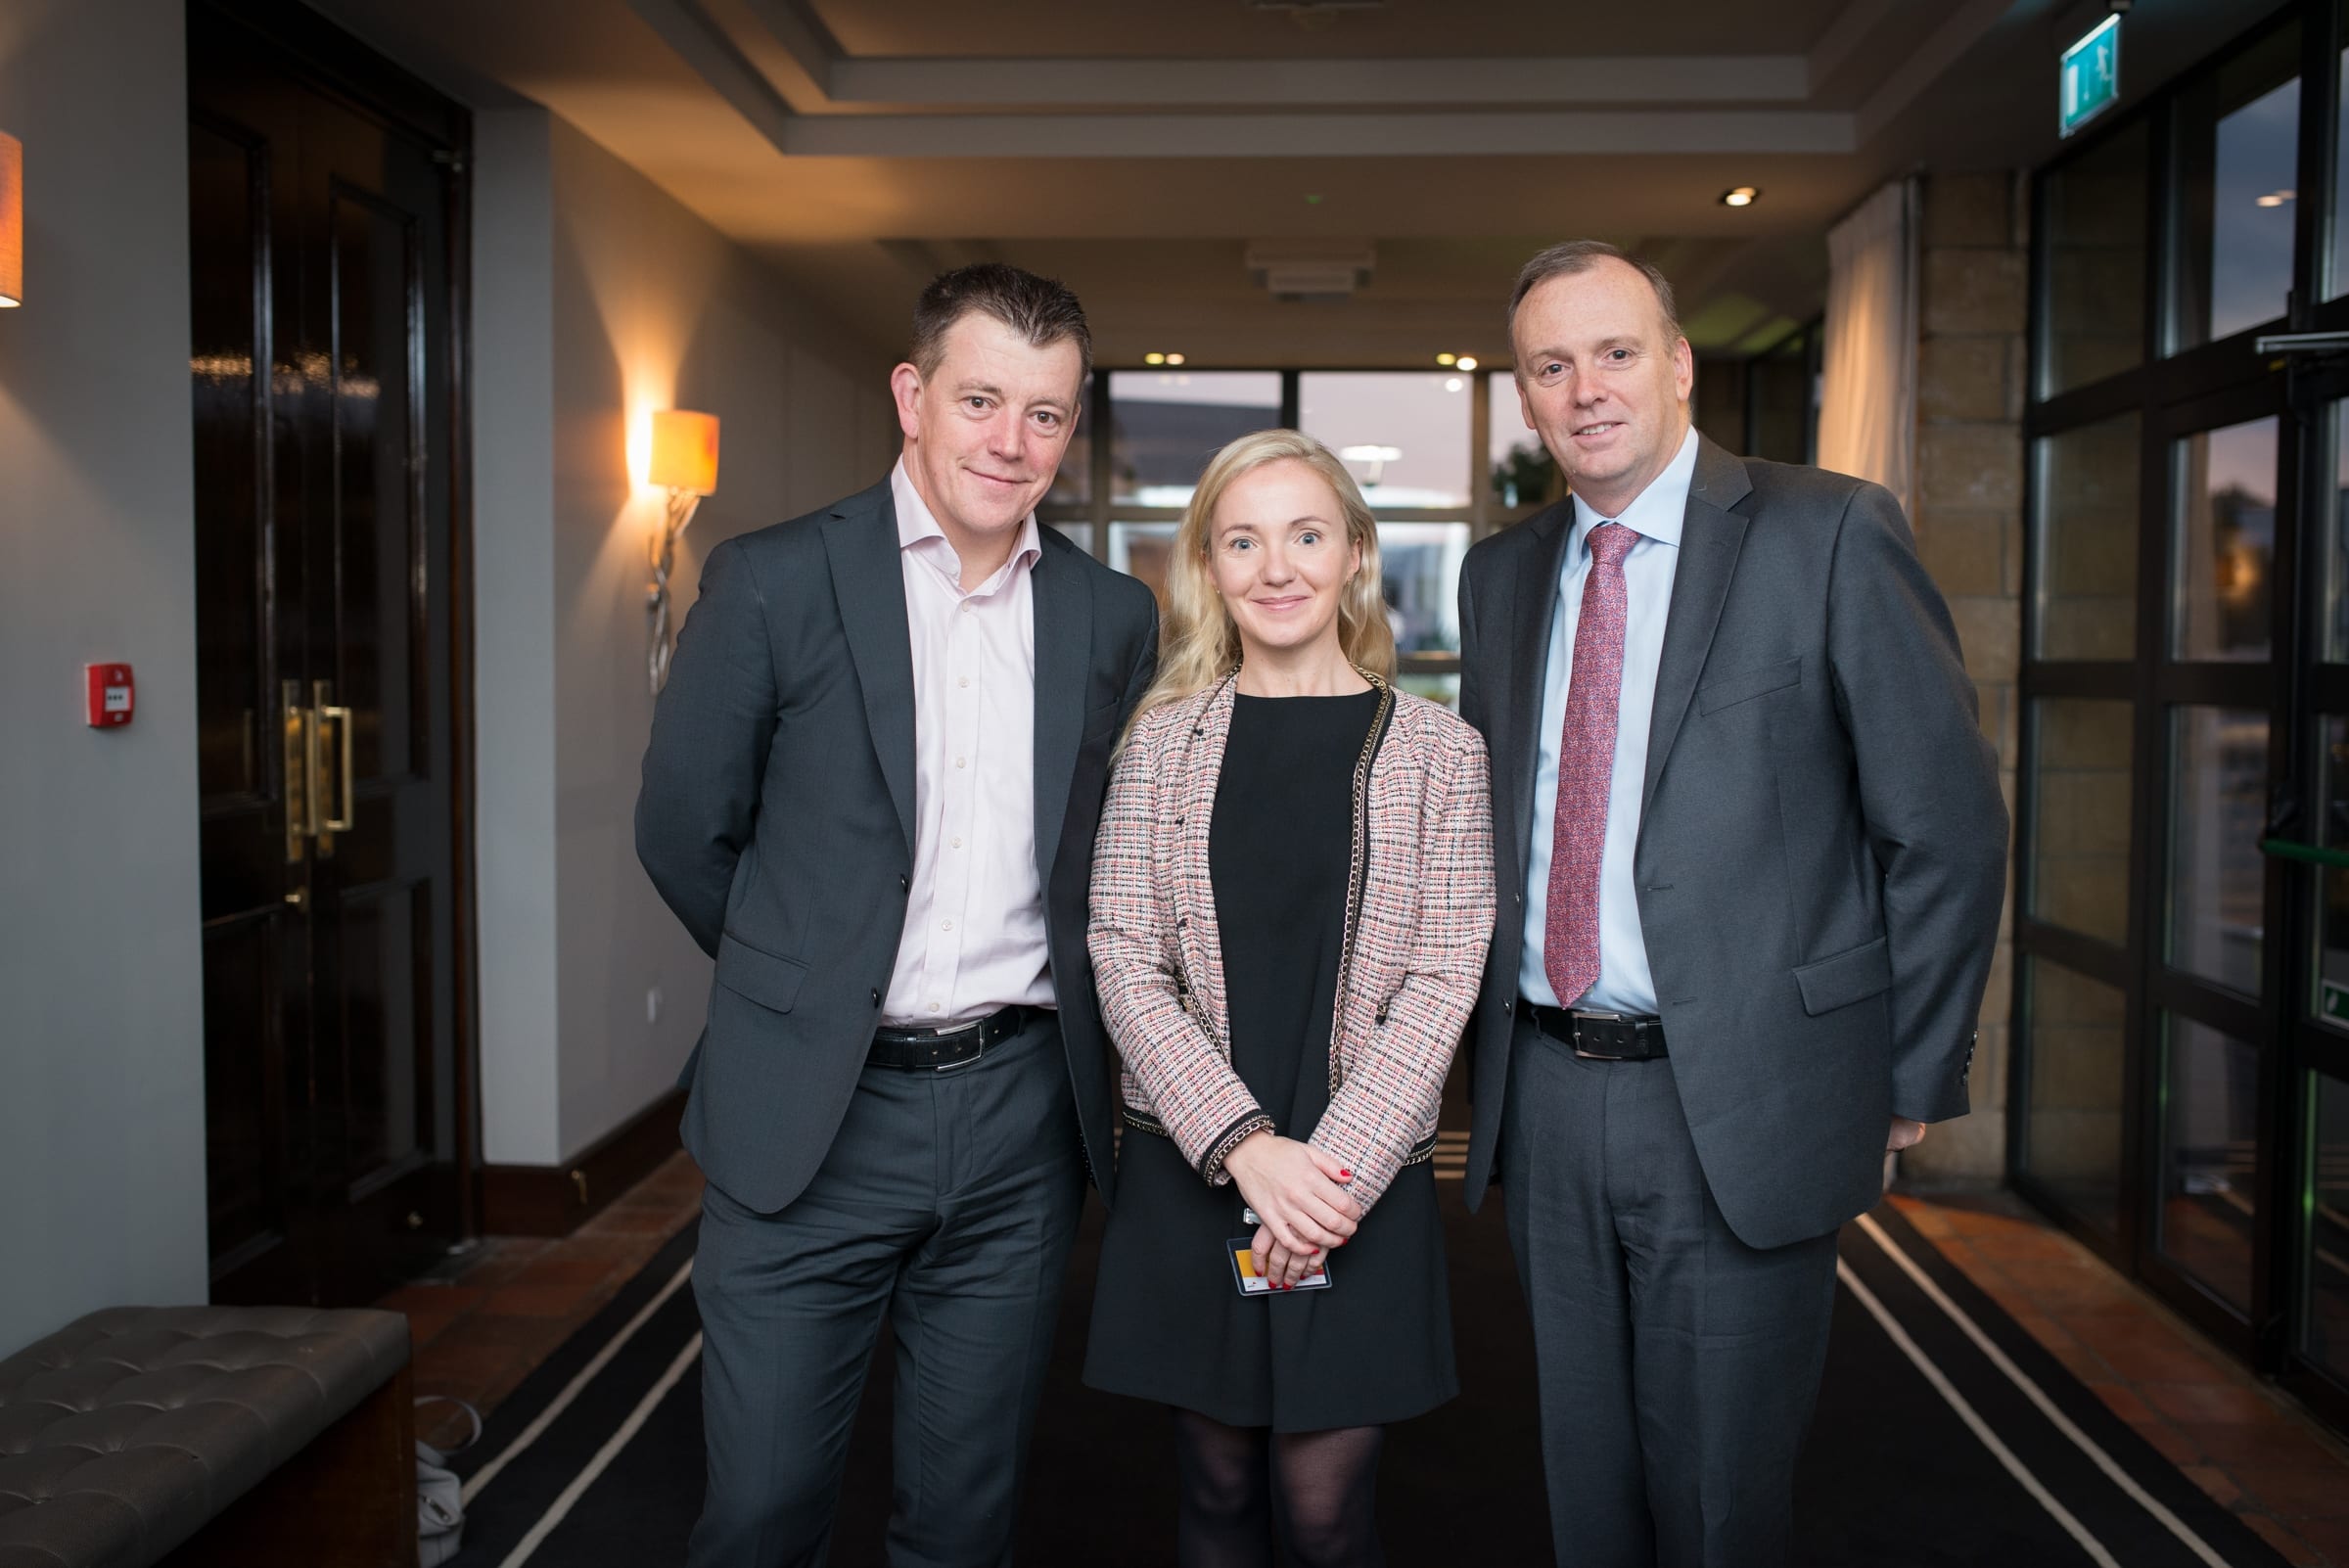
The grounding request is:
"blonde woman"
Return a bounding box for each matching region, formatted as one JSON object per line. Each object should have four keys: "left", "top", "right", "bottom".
{"left": 1083, "top": 430, "right": 1495, "bottom": 1567}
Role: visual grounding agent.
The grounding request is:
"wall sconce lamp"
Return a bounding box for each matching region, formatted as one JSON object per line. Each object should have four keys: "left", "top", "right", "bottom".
{"left": 646, "top": 409, "right": 719, "bottom": 694}
{"left": 0, "top": 132, "right": 23, "bottom": 308}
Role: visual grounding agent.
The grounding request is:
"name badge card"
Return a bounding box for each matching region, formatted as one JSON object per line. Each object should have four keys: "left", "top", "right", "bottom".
{"left": 1227, "top": 1238, "right": 1331, "bottom": 1296}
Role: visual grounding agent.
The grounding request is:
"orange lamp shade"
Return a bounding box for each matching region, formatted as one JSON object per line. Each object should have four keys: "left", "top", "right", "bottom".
{"left": 649, "top": 409, "right": 718, "bottom": 495}
{"left": 0, "top": 132, "right": 21, "bottom": 308}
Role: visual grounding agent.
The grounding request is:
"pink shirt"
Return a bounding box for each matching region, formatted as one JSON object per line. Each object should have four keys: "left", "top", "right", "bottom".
{"left": 881, "top": 461, "right": 1054, "bottom": 1027}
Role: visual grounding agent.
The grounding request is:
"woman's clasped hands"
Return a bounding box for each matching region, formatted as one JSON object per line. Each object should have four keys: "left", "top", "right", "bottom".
{"left": 1222, "top": 1130, "right": 1359, "bottom": 1289}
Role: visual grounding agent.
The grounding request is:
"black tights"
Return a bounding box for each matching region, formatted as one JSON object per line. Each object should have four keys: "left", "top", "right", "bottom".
{"left": 1170, "top": 1407, "right": 1386, "bottom": 1568}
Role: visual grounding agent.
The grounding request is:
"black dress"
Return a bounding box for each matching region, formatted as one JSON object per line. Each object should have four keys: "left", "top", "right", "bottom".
{"left": 1083, "top": 688, "right": 1456, "bottom": 1432}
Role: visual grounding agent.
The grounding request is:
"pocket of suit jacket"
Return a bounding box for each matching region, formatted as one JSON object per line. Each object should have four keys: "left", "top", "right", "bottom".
{"left": 714, "top": 932, "right": 811, "bottom": 1014}
{"left": 1694, "top": 656, "right": 1803, "bottom": 715}
{"left": 1791, "top": 936, "right": 1893, "bottom": 1017}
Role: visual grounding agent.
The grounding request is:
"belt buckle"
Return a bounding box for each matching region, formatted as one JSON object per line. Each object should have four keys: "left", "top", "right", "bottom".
{"left": 924, "top": 1021, "right": 984, "bottom": 1072}
{"left": 1570, "top": 1009, "right": 1632, "bottom": 1061}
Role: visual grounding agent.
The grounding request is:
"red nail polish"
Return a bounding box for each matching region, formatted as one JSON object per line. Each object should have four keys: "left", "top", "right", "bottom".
{"left": 1339, "top": 1169, "right": 1352, "bottom": 1179}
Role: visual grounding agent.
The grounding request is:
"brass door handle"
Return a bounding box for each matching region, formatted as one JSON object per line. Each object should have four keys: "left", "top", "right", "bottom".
{"left": 282, "top": 681, "right": 315, "bottom": 862}
{"left": 282, "top": 681, "right": 358, "bottom": 856}
{"left": 318, "top": 694, "right": 354, "bottom": 834}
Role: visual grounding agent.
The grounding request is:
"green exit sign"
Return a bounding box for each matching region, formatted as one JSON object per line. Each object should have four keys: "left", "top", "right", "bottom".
{"left": 2060, "top": 14, "right": 2121, "bottom": 138}
{"left": 2326, "top": 980, "right": 2349, "bottom": 1025}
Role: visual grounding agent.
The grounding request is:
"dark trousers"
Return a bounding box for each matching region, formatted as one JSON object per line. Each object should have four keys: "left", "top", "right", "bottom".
{"left": 1498, "top": 1013, "right": 1838, "bottom": 1568}
{"left": 687, "top": 1012, "right": 1084, "bottom": 1568}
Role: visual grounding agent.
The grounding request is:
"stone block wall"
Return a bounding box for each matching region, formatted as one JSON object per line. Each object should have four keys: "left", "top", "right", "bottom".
{"left": 1904, "top": 171, "right": 2029, "bottom": 1183}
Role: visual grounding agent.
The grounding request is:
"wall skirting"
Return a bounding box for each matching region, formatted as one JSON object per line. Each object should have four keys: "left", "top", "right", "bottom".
{"left": 480, "top": 1088, "right": 688, "bottom": 1236}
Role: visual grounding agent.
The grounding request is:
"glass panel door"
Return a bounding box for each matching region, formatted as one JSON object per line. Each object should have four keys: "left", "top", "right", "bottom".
{"left": 2144, "top": 390, "right": 2286, "bottom": 1332}
{"left": 2171, "top": 22, "right": 2301, "bottom": 351}
{"left": 2283, "top": 377, "right": 2349, "bottom": 1422}
{"left": 2021, "top": 0, "right": 2349, "bottom": 1432}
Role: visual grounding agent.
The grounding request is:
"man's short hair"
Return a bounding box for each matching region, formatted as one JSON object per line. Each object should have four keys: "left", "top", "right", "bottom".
{"left": 909, "top": 262, "right": 1093, "bottom": 384}
{"left": 1507, "top": 240, "right": 1683, "bottom": 345}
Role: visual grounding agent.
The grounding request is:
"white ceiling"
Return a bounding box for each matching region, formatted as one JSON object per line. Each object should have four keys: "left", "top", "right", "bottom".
{"left": 309, "top": 0, "right": 2291, "bottom": 367}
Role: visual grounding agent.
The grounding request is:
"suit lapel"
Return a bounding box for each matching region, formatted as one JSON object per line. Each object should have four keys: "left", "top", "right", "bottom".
{"left": 1030, "top": 533, "right": 1093, "bottom": 888}
{"left": 1640, "top": 437, "right": 1753, "bottom": 814}
{"left": 824, "top": 489, "right": 918, "bottom": 855}
{"left": 1502, "top": 505, "right": 1575, "bottom": 881}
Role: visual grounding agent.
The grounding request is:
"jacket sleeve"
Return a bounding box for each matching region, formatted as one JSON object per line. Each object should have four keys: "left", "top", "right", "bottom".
{"left": 1088, "top": 715, "right": 1271, "bottom": 1182}
{"left": 1457, "top": 555, "right": 1487, "bottom": 733}
{"left": 635, "top": 537, "right": 777, "bottom": 959}
{"left": 1309, "top": 726, "right": 1497, "bottom": 1213}
{"left": 1120, "top": 594, "right": 1161, "bottom": 722}
{"left": 1826, "top": 483, "right": 2010, "bottom": 1124}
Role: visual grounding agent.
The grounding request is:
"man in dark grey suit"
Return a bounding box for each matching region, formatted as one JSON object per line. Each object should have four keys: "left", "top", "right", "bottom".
{"left": 637, "top": 264, "right": 1158, "bottom": 1567}
{"left": 1458, "top": 241, "right": 2007, "bottom": 1567}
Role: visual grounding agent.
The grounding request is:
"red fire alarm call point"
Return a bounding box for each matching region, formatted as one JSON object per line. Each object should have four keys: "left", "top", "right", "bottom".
{"left": 85, "top": 665, "right": 135, "bottom": 728}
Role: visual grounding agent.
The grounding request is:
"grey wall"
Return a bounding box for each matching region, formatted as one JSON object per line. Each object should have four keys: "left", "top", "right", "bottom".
{"left": 0, "top": 0, "right": 208, "bottom": 1347}
{"left": 472, "top": 108, "right": 565, "bottom": 1166}
{"left": 471, "top": 109, "right": 899, "bottom": 1165}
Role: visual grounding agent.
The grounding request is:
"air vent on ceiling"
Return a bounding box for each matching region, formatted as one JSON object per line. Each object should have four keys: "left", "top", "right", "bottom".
{"left": 1245, "top": 240, "right": 1376, "bottom": 303}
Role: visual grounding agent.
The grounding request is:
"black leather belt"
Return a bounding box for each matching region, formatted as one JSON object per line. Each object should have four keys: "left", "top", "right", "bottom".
{"left": 868, "top": 1004, "right": 1042, "bottom": 1070}
{"left": 1522, "top": 1001, "right": 1669, "bottom": 1061}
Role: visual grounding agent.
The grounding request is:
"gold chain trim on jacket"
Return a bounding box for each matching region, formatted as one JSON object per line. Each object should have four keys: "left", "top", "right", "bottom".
{"left": 1201, "top": 1112, "right": 1277, "bottom": 1184}
{"left": 1326, "top": 669, "right": 1395, "bottom": 1098}
{"left": 1128, "top": 1114, "right": 1439, "bottom": 1170}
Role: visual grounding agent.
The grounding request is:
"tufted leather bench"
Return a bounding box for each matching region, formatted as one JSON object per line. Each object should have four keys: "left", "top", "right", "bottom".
{"left": 0, "top": 1307, "right": 415, "bottom": 1568}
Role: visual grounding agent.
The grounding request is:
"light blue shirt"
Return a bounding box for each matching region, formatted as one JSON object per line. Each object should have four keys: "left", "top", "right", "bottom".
{"left": 1518, "top": 425, "right": 1700, "bottom": 1014}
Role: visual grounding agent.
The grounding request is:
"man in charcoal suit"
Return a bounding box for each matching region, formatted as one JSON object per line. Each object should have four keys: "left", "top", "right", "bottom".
{"left": 637, "top": 263, "right": 1158, "bottom": 1568}
{"left": 1458, "top": 240, "right": 2008, "bottom": 1567}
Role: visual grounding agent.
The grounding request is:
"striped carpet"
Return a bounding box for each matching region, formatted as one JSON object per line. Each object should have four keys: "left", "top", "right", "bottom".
{"left": 442, "top": 1184, "right": 2290, "bottom": 1567}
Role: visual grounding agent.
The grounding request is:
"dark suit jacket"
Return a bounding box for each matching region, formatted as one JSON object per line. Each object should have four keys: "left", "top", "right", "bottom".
{"left": 635, "top": 479, "right": 1160, "bottom": 1215}
{"left": 1457, "top": 435, "right": 2008, "bottom": 1250}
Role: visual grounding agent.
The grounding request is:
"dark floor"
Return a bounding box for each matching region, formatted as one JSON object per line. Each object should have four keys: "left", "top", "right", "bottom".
{"left": 377, "top": 1153, "right": 2349, "bottom": 1564}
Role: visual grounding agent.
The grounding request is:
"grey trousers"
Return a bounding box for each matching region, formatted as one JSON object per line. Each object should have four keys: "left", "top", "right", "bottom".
{"left": 687, "top": 1012, "right": 1084, "bottom": 1568}
{"left": 1499, "top": 1015, "right": 1838, "bottom": 1568}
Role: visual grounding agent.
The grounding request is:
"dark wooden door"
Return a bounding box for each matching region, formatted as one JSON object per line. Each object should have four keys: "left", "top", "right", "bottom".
{"left": 189, "top": 0, "right": 474, "bottom": 1307}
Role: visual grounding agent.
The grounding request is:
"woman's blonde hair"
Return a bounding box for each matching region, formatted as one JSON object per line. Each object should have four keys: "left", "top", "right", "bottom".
{"left": 1125, "top": 429, "right": 1396, "bottom": 741}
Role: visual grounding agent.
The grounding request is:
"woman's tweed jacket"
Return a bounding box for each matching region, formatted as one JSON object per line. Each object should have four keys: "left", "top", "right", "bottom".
{"left": 1088, "top": 671, "right": 1496, "bottom": 1215}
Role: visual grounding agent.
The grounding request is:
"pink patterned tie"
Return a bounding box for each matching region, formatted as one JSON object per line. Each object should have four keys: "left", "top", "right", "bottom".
{"left": 1544, "top": 522, "right": 1639, "bottom": 1006}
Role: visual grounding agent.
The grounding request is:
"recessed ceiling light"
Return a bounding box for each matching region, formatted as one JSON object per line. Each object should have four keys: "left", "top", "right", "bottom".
{"left": 1436, "top": 352, "right": 1456, "bottom": 366}
{"left": 1721, "top": 186, "right": 1761, "bottom": 208}
{"left": 1444, "top": 377, "right": 1464, "bottom": 392}
{"left": 1166, "top": 352, "right": 1185, "bottom": 365}
{"left": 1144, "top": 351, "right": 1167, "bottom": 365}
{"left": 2257, "top": 189, "right": 2297, "bottom": 208}
{"left": 1455, "top": 355, "right": 1479, "bottom": 372}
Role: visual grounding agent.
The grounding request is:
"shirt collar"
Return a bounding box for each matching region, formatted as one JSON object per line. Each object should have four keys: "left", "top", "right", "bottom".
{"left": 1568, "top": 424, "right": 1699, "bottom": 559}
{"left": 891, "top": 458, "right": 1042, "bottom": 581}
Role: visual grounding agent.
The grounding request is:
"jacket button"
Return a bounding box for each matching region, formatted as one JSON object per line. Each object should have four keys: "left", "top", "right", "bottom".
{"left": 898, "top": 875, "right": 909, "bottom": 892}
{"left": 871, "top": 988, "right": 881, "bottom": 1005}
{"left": 1176, "top": 917, "right": 1187, "bottom": 929}
{"left": 1502, "top": 999, "right": 1513, "bottom": 1012}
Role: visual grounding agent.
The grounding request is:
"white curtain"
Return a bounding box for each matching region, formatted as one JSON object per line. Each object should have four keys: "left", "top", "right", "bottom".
{"left": 1817, "top": 178, "right": 1919, "bottom": 515}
